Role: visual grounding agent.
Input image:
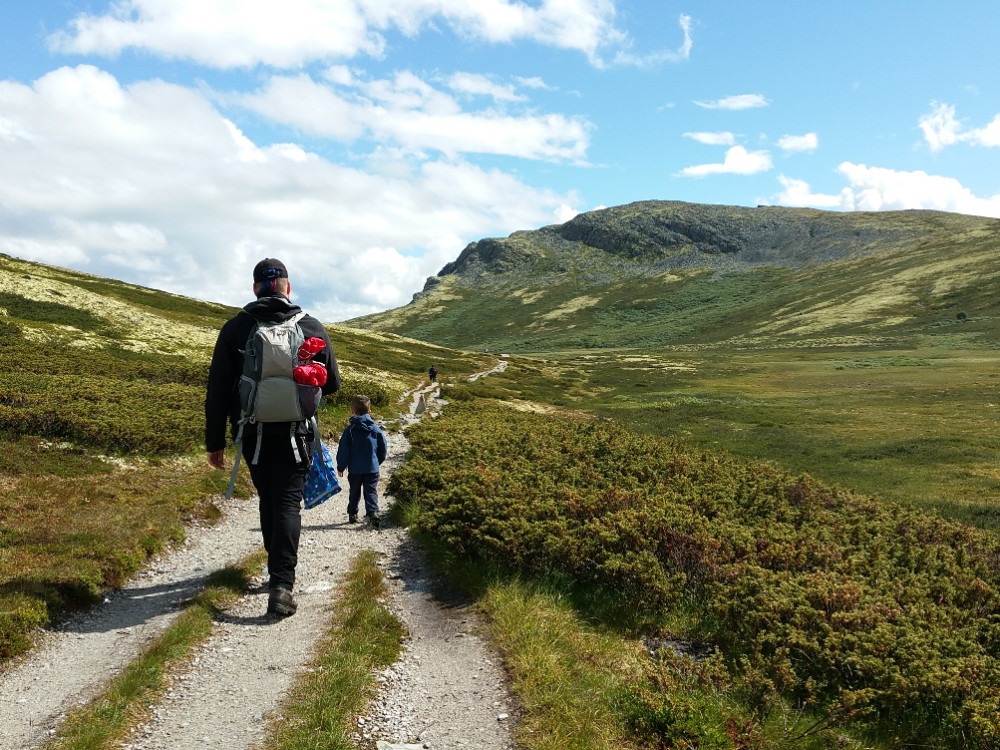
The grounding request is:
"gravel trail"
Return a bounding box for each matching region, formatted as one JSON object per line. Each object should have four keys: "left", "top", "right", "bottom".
{"left": 0, "top": 366, "right": 514, "bottom": 750}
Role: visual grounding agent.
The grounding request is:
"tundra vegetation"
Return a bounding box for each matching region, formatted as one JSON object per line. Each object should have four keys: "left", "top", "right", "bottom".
{"left": 3, "top": 200, "right": 1000, "bottom": 747}
{"left": 390, "top": 401, "right": 1000, "bottom": 747}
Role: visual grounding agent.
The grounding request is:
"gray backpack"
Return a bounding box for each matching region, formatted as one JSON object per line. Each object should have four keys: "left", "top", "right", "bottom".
{"left": 238, "top": 312, "right": 307, "bottom": 429}
{"left": 226, "top": 312, "right": 319, "bottom": 498}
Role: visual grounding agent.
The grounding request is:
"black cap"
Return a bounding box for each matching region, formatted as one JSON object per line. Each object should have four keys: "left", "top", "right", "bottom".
{"left": 253, "top": 258, "right": 288, "bottom": 283}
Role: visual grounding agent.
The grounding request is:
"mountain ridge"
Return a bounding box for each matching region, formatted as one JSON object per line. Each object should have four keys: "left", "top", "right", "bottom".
{"left": 352, "top": 200, "right": 1000, "bottom": 352}
{"left": 435, "top": 201, "right": 926, "bottom": 280}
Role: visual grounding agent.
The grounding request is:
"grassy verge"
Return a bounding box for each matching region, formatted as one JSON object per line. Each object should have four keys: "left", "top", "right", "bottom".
{"left": 41, "top": 551, "right": 266, "bottom": 750}
{"left": 0, "top": 445, "right": 253, "bottom": 663}
{"left": 261, "top": 550, "right": 405, "bottom": 750}
{"left": 480, "top": 579, "right": 873, "bottom": 750}
{"left": 480, "top": 579, "right": 640, "bottom": 750}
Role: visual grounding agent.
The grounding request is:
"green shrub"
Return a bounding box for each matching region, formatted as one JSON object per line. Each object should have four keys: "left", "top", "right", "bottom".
{"left": 0, "top": 374, "right": 203, "bottom": 453}
{"left": 330, "top": 374, "right": 391, "bottom": 407}
{"left": 0, "top": 591, "right": 48, "bottom": 660}
{"left": 389, "top": 401, "right": 1000, "bottom": 748}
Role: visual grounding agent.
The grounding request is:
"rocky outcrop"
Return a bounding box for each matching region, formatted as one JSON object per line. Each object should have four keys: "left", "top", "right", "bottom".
{"left": 433, "top": 200, "right": 939, "bottom": 282}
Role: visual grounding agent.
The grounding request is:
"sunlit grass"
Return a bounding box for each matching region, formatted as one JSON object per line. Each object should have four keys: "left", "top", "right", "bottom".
{"left": 262, "top": 550, "right": 404, "bottom": 750}
{"left": 467, "top": 349, "right": 1000, "bottom": 527}
{"left": 482, "top": 580, "right": 640, "bottom": 750}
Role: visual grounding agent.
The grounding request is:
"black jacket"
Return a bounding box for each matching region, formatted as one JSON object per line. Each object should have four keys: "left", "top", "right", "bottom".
{"left": 204, "top": 294, "right": 341, "bottom": 453}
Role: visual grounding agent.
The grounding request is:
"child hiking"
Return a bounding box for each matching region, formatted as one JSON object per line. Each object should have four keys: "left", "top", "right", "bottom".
{"left": 336, "top": 394, "right": 388, "bottom": 527}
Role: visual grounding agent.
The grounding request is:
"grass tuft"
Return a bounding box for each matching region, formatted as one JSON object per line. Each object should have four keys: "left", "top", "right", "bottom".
{"left": 481, "top": 579, "right": 639, "bottom": 750}
{"left": 264, "top": 550, "right": 405, "bottom": 750}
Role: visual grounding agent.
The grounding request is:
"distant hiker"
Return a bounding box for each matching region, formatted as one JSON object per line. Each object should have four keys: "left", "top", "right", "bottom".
{"left": 428, "top": 365, "right": 437, "bottom": 383}
{"left": 205, "top": 258, "right": 341, "bottom": 617}
{"left": 336, "top": 394, "right": 388, "bottom": 528}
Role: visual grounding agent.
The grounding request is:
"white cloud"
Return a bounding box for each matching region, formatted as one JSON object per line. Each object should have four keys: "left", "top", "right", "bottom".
{"left": 47, "top": 0, "right": 642, "bottom": 69}
{"left": 237, "top": 71, "right": 592, "bottom": 162}
{"left": 48, "top": 0, "right": 383, "bottom": 68}
{"left": 679, "top": 146, "right": 773, "bottom": 177}
{"left": 919, "top": 102, "right": 1000, "bottom": 151}
{"left": 554, "top": 203, "right": 580, "bottom": 223}
{"left": 837, "top": 162, "right": 1000, "bottom": 216}
{"left": 970, "top": 114, "right": 1000, "bottom": 147}
{"left": 777, "top": 132, "right": 818, "bottom": 153}
{"left": 919, "top": 102, "right": 964, "bottom": 152}
{"left": 772, "top": 175, "right": 842, "bottom": 208}
{"left": 684, "top": 131, "right": 735, "bottom": 146}
{"left": 694, "top": 94, "right": 768, "bottom": 110}
{"left": 774, "top": 164, "right": 1000, "bottom": 218}
{"left": 447, "top": 72, "right": 526, "bottom": 102}
{"left": 517, "top": 76, "right": 551, "bottom": 90}
{"left": 0, "top": 65, "right": 580, "bottom": 319}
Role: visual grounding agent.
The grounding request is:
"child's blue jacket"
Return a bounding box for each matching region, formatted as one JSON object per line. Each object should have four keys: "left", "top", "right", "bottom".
{"left": 336, "top": 414, "right": 388, "bottom": 475}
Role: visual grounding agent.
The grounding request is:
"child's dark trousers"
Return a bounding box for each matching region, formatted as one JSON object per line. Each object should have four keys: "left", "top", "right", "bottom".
{"left": 347, "top": 472, "right": 380, "bottom": 517}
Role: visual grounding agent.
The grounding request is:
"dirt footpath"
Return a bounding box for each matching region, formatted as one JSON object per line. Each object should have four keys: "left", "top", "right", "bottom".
{"left": 0, "top": 371, "right": 515, "bottom": 750}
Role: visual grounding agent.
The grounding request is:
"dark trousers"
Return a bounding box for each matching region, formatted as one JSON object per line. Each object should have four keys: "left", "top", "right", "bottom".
{"left": 243, "top": 435, "right": 309, "bottom": 591}
{"left": 347, "top": 472, "right": 380, "bottom": 517}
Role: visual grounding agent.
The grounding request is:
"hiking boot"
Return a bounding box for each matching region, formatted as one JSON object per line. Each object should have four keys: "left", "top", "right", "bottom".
{"left": 348, "top": 513, "right": 358, "bottom": 523}
{"left": 366, "top": 514, "right": 381, "bottom": 529}
{"left": 267, "top": 587, "right": 297, "bottom": 616}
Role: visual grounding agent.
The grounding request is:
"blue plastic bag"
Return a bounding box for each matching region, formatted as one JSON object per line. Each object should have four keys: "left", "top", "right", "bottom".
{"left": 304, "top": 440, "right": 341, "bottom": 509}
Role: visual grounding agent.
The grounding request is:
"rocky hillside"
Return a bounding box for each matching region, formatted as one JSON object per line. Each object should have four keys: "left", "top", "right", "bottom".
{"left": 351, "top": 201, "right": 1000, "bottom": 352}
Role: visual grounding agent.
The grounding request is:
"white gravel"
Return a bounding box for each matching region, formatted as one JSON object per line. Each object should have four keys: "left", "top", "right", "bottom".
{"left": 0, "top": 369, "right": 515, "bottom": 750}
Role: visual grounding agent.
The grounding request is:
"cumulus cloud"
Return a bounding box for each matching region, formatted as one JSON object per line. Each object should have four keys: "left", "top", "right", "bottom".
{"left": 777, "top": 132, "right": 818, "bottom": 153}
{"left": 772, "top": 175, "right": 842, "bottom": 208}
{"left": 920, "top": 102, "right": 1000, "bottom": 151}
{"left": 0, "top": 65, "right": 580, "bottom": 320}
{"left": 236, "top": 71, "right": 592, "bottom": 162}
{"left": 47, "top": 0, "right": 644, "bottom": 69}
{"left": 683, "top": 131, "right": 735, "bottom": 146}
{"left": 678, "top": 146, "right": 773, "bottom": 177}
{"left": 694, "top": 94, "right": 768, "bottom": 110}
{"left": 773, "top": 164, "right": 1000, "bottom": 218}
{"left": 837, "top": 162, "right": 1000, "bottom": 216}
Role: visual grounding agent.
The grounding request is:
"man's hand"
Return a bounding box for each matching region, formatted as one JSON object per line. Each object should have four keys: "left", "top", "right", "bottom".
{"left": 338, "top": 470, "right": 344, "bottom": 477}
{"left": 207, "top": 449, "right": 226, "bottom": 470}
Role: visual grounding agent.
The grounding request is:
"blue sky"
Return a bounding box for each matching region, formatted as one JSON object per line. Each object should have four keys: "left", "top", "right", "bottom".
{"left": 2, "top": 1, "right": 999, "bottom": 321}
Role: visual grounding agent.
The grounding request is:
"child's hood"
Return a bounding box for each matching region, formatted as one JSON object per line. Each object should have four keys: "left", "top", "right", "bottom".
{"left": 349, "top": 414, "right": 380, "bottom": 434}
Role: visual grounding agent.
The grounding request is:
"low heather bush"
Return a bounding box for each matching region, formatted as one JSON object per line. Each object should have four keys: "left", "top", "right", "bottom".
{"left": 389, "top": 401, "right": 1000, "bottom": 747}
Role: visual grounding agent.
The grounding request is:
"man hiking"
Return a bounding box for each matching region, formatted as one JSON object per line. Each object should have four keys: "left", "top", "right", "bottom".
{"left": 205, "top": 258, "right": 341, "bottom": 616}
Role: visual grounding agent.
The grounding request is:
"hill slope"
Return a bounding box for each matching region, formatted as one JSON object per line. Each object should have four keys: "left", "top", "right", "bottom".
{"left": 351, "top": 201, "right": 1000, "bottom": 352}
